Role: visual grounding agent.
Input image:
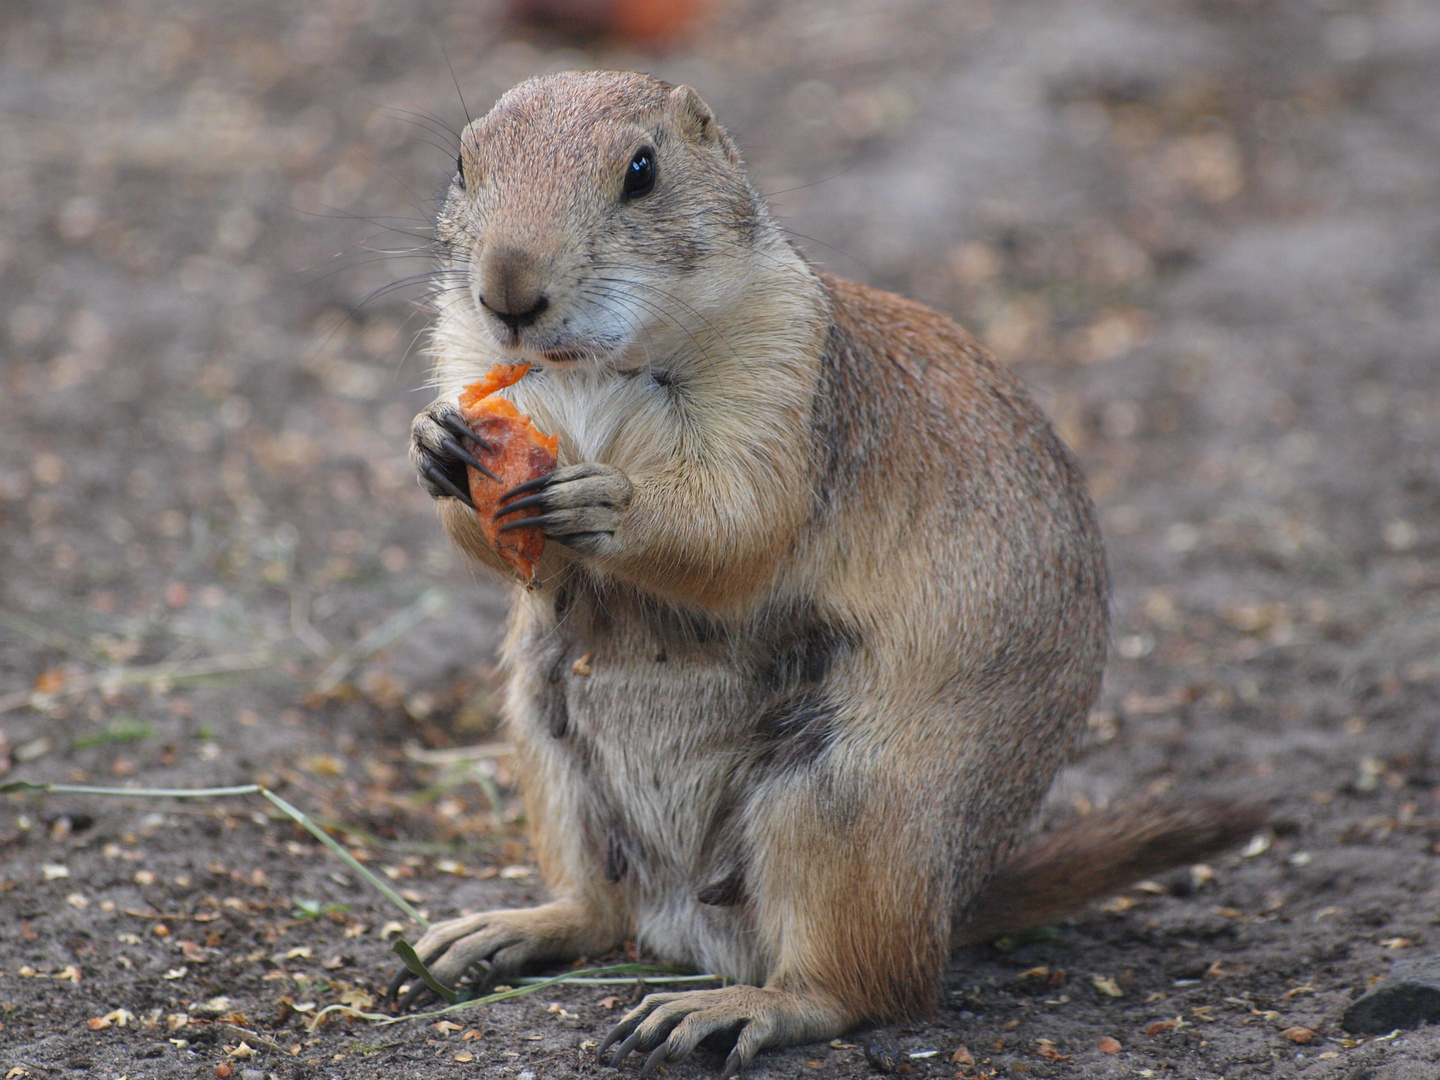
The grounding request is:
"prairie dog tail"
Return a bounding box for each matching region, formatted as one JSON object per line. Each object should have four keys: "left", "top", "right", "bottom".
{"left": 954, "top": 799, "right": 1269, "bottom": 947}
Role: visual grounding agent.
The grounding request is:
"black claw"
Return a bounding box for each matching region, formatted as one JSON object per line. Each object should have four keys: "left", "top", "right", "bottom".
{"left": 610, "top": 1029, "right": 647, "bottom": 1068}
{"left": 501, "top": 471, "right": 557, "bottom": 502}
{"left": 471, "top": 959, "right": 500, "bottom": 995}
{"left": 719, "top": 1048, "right": 743, "bottom": 1080}
{"left": 496, "top": 514, "right": 549, "bottom": 535}
{"left": 640, "top": 1044, "right": 669, "bottom": 1078}
{"left": 493, "top": 492, "right": 548, "bottom": 519}
{"left": 441, "top": 438, "right": 499, "bottom": 483}
{"left": 385, "top": 965, "right": 411, "bottom": 1003}
{"left": 398, "top": 979, "right": 435, "bottom": 1012}
{"left": 597, "top": 1022, "right": 633, "bottom": 1061}
{"left": 424, "top": 464, "right": 476, "bottom": 510}
{"left": 439, "top": 413, "right": 493, "bottom": 453}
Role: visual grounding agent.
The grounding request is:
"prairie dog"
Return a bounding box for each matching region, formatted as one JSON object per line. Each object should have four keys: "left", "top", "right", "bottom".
{"left": 400, "top": 70, "right": 1259, "bottom": 1074}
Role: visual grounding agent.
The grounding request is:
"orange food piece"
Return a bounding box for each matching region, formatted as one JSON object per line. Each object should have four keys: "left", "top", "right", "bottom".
{"left": 458, "top": 363, "right": 559, "bottom": 587}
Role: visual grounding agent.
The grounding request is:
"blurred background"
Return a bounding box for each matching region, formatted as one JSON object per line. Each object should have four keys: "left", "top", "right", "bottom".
{"left": 2, "top": 0, "right": 1439, "bottom": 1075}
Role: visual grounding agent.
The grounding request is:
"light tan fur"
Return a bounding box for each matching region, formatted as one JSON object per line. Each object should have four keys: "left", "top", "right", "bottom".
{"left": 401, "top": 71, "right": 1260, "bottom": 1075}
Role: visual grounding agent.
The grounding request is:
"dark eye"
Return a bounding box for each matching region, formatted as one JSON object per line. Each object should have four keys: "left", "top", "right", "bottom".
{"left": 455, "top": 151, "right": 466, "bottom": 190}
{"left": 622, "top": 147, "right": 655, "bottom": 200}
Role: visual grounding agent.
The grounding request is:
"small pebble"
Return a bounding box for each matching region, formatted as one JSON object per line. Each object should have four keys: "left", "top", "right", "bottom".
{"left": 863, "top": 1029, "right": 901, "bottom": 1074}
{"left": 1343, "top": 955, "right": 1440, "bottom": 1033}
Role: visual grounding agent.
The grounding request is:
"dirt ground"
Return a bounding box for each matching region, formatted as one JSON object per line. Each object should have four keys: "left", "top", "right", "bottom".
{"left": 2, "top": 0, "right": 1439, "bottom": 1077}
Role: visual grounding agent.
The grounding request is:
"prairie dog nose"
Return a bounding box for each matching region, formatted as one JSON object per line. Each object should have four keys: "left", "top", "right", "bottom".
{"left": 478, "top": 244, "right": 550, "bottom": 334}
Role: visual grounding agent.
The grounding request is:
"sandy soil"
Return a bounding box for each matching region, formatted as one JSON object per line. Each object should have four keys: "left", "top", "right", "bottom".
{"left": 2, "top": 0, "right": 1439, "bottom": 1077}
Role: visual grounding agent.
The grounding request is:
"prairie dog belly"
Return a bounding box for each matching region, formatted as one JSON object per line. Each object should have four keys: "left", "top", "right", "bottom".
{"left": 501, "top": 574, "right": 773, "bottom": 983}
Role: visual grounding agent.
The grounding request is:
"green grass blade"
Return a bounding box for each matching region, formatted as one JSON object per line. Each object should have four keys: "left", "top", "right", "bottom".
{"left": 259, "top": 787, "right": 429, "bottom": 928}
{"left": 390, "top": 938, "right": 462, "bottom": 1005}
{"left": 0, "top": 780, "right": 262, "bottom": 798}
{"left": 387, "top": 964, "right": 714, "bottom": 1023}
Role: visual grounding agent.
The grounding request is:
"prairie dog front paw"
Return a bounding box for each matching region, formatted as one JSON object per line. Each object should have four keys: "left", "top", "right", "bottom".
{"left": 410, "top": 401, "right": 497, "bottom": 507}
{"left": 387, "top": 900, "right": 615, "bottom": 1009}
{"left": 495, "top": 462, "right": 633, "bottom": 558}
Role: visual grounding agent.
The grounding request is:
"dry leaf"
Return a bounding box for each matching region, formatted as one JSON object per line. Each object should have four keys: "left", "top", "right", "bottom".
{"left": 1035, "top": 1039, "right": 1069, "bottom": 1062}
{"left": 226, "top": 1041, "right": 256, "bottom": 1060}
{"left": 1240, "top": 834, "right": 1271, "bottom": 857}
{"left": 433, "top": 1020, "right": 463, "bottom": 1033}
{"left": 453, "top": 1052, "right": 474, "bottom": 1063}
{"left": 339, "top": 988, "right": 374, "bottom": 1010}
{"left": 1146, "top": 1020, "right": 1176, "bottom": 1038}
{"left": 87, "top": 1017, "right": 112, "bottom": 1031}
{"left": 302, "top": 754, "right": 345, "bottom": 777}
{"left": 951, "top": 1045, "right": 974, "bottom": 1065}
{"left": 1091, "top": 975, "right": 1123, "bottom": 998}
{"left": 598, "top": 996, "right": 621, "bottom": 1010}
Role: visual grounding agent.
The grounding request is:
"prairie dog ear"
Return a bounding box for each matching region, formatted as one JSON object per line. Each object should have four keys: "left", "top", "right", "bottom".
{"left": 667, "top": 84, "right": 742, "bottom": 165}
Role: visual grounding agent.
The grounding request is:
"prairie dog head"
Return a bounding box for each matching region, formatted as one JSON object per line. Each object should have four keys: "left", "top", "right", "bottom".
{"left": 435, "top": 70, "right": 776, "bottom": 371}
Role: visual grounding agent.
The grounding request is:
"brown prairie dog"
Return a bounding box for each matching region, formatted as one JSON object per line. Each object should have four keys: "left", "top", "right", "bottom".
{"left": 401, "top": 70, "right": 1260, "bottom": 1074}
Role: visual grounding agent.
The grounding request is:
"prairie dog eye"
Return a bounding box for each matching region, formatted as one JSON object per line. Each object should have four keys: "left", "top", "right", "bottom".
{"left": 622, "top": 147, "right": 656, "bottom": 200}
{"left": 455, "top": 151, "right": 466, "bottom": 190}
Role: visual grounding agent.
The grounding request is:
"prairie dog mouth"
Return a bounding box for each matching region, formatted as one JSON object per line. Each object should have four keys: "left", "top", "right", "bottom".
{"left": 538, "top": 346, "right": 591, "bottom": 364}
